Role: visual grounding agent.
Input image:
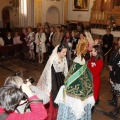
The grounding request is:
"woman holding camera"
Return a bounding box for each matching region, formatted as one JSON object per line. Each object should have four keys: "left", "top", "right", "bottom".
{"left": 4, "top": 76, "right": 49, "bottom": 113}
{"left": 0, "top": 77, "right": 47, "bottom": 120}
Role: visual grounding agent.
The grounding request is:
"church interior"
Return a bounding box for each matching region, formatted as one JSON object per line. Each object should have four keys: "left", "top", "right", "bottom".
{"left": 0, "top": 0, "right": 120, "bottom": 120}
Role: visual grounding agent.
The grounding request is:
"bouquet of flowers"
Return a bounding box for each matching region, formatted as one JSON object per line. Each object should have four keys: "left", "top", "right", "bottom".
{"left": 107, "top": 15, "right": 116, "bottom": 31}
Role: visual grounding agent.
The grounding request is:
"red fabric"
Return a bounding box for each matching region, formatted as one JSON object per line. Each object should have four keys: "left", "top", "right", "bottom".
{"left": 46, "top": 93, "right": 58, "bottom": 120}
{"left": 87, "top": 57, "right": 104, "bottom": 100}
{"left": 0, "top": 95, "right": 47, "bottom": 120}
{"left": 63, "top": 37, "right": 70, "bottom": 43}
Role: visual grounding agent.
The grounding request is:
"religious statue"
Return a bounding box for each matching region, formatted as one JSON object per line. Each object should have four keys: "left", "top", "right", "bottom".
{"left": 75, "top": 0, "right": 87, "bottom": 9}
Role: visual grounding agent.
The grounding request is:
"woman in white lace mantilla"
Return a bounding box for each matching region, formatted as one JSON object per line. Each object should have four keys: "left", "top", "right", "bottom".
{"left": 37, "top": 44, "right": 68, "bottom": 120}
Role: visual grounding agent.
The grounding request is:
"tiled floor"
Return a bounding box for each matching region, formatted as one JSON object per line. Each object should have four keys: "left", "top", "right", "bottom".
{"left": 0, "top": 57, "right": 120, "bottom": 120}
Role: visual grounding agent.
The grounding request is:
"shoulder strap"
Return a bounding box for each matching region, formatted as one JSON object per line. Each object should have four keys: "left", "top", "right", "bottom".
{"left": 24, "top": 99, "right": 43, "bottom": 113}
{"left": 0, "top": 112, "right": 9, "bottom": 120}
{"left": 15, "top": 108, "right": 20, "bottom": 113}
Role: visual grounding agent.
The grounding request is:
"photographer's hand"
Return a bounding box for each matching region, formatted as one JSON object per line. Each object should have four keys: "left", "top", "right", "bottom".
{"left": 22, "top": 83, "right": 33, "bottom": 98}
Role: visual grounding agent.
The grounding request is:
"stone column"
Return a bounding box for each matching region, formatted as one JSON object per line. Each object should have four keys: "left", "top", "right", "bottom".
{"left": 63, "top": 0, "right": 68, "bottom": 24}
{"left": 34, "top": 0, "right": 42, "bottom": 27}
{"left": 19, "top": 0, "right": 27, "bottom": 27}
{"left": 27, "top": 0, "right": 34, "bottom": 27}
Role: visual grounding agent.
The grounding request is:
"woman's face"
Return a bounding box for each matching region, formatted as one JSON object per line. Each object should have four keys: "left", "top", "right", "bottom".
{"left": 91, "top": 48, "right": 97, "bottom": 57}
{"left": 7, "top": 32, "right": 11, "bottom": 37}
{"left": 15, "top": 33, "right": 18, "bottom": 37}
{"left": 50, "top": 27, "right": 54, "bottom": 32}
{"left": 39, "top": 28, "right": 43, "bottom": 33}
{"left": 23, "top": 29, "right": 27, "bottom": 34}
{"left": 56, "top": 28, "right": 60, "bottom": 33}
{"left": 28, "top": 28, "right": 32, "bottom": 33}
{"left": 79, "top": 34, "right": 84, "bottom": 39}
{"left": 58, "top": 48, "right": 67, "bottom": 58}
{"left": 71, "top": 31, "right": 74, "bottom": 37}
{"left": 45, "top": 28, "right": 48, "bottom": 33}
{"left": 66, "top": 32, "right": 70, "bottom": 38}
{"left": 118, "top": 39, "right": 120, "bottom": 47}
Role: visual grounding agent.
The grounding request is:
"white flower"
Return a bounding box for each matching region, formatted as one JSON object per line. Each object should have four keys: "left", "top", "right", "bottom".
{"left": 118, "top": 61, "right": 120, "bottom": 65}
{"left": 91, "top": 62, "right": 96, "bottom": 67}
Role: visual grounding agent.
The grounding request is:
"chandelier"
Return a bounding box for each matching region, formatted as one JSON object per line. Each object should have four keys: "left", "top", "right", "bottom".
{"left": 9, "top": 0, "right": 19, "bottom": 8}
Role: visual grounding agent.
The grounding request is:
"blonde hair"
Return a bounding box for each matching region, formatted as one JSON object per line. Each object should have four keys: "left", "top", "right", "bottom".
{"left": 72, "top": 30, "right": 79, "bottom": 38}
{"left": 75, "top": 38, "right": 88, "bottom": 56}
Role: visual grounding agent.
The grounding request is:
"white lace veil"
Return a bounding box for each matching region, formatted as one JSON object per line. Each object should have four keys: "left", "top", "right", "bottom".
{"left": 51, "top": 45, "right": 59, "bottom": 57}
{"left": 37, "top": 45, "right": 68, "bottom": 96}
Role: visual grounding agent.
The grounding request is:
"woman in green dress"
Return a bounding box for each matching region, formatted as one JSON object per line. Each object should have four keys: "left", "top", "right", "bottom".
{"left": 55, "top": 38, "right": 95, "bottom": 120}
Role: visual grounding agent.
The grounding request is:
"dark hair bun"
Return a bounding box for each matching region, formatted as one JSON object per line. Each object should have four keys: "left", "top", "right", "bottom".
{"left": 57, "top": 44, "right": 68, "bottom": 52}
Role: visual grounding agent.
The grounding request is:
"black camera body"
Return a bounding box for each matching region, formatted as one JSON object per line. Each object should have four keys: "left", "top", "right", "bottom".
{"left": 24, "top": 77, "right": 35, "bottom": 84}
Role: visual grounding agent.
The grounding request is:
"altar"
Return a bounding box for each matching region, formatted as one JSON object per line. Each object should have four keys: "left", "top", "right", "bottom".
{"left": 91, "top": 28, "right": 120, "bottom": 37}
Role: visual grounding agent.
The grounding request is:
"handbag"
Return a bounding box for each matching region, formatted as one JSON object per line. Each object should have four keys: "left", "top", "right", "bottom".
{"left": 0, "top": 112, "right": 9, "bottom": 120}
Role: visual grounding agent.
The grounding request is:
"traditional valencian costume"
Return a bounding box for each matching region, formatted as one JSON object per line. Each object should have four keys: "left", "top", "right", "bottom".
{"left": 37, "top": 45, "right": 68, "bottom": 120}
{"left": 55, "top": 39, "right": 95, "bottom": 120}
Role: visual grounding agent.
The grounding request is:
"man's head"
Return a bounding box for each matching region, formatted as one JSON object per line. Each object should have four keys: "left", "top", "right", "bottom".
{"left": 106, "top": 28, "right": 111, "bottom": 35}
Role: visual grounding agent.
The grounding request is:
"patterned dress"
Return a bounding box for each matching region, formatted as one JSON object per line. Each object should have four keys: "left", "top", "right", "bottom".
{"left": 55, "top": 57, "right": 95, "bottom": 120}
{"left": 109, "top": 48, "right": 120, "bottom": 96}
{"left": 37, "top": 53, "right": 68, "bottom": 120}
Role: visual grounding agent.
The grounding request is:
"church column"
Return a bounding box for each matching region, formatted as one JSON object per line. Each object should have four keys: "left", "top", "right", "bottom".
{"left": 63, "top": 0, "right": 68, "bottom": 24}
{"left": 34, "top": 0, "right": 42, "bottom": 27}
{"left": 19, "top": 0, "right": 27, "bottom": 27}
{"left": 13, "top": 7, "right": 19, "bottom": 27}
{"left": 27, "top": 0, "right": 34, "bottom": 27}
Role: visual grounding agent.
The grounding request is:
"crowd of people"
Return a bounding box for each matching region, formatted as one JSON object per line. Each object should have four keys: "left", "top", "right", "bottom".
{"left": 0, "top": 21, "right": 120, "bottom": 120}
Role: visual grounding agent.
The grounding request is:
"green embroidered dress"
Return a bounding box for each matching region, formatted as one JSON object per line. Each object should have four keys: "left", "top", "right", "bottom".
{"left": 55, "top": 60, "right": 95, "bottom": 120}
{"left": 64, "top": 62, "right": 93, "bottom": 101}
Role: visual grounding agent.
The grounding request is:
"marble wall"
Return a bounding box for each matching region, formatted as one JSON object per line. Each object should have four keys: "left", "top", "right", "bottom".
{"left": 0, "top": 0, "right": 95, "bottom": 28}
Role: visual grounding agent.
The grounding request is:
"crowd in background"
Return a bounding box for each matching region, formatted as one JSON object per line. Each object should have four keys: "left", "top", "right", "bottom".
{"left": 0, "top": 21, "right": 120, "bottom": 119}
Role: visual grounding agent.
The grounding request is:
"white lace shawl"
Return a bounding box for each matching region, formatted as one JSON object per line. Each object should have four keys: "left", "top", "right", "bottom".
{"left": 37, "top": 45, "right": 68, "bottom": 96}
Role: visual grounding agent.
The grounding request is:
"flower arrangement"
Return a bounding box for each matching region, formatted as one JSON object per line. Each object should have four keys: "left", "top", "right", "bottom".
{"left": 107, "top": 15, "right": 116, "bottom": 31}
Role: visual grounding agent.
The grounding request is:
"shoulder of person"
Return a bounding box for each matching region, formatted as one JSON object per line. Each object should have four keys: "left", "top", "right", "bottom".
{"left": 110, "top": 34, "right": 113, "bottom": 37}
{"left": 74, "top": 56, "right": 85, "bottom": 65}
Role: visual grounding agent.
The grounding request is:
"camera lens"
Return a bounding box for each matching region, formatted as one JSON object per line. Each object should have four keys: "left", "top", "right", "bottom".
{"left": 29, "top": 77, "right": 34, "bottom": 84}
